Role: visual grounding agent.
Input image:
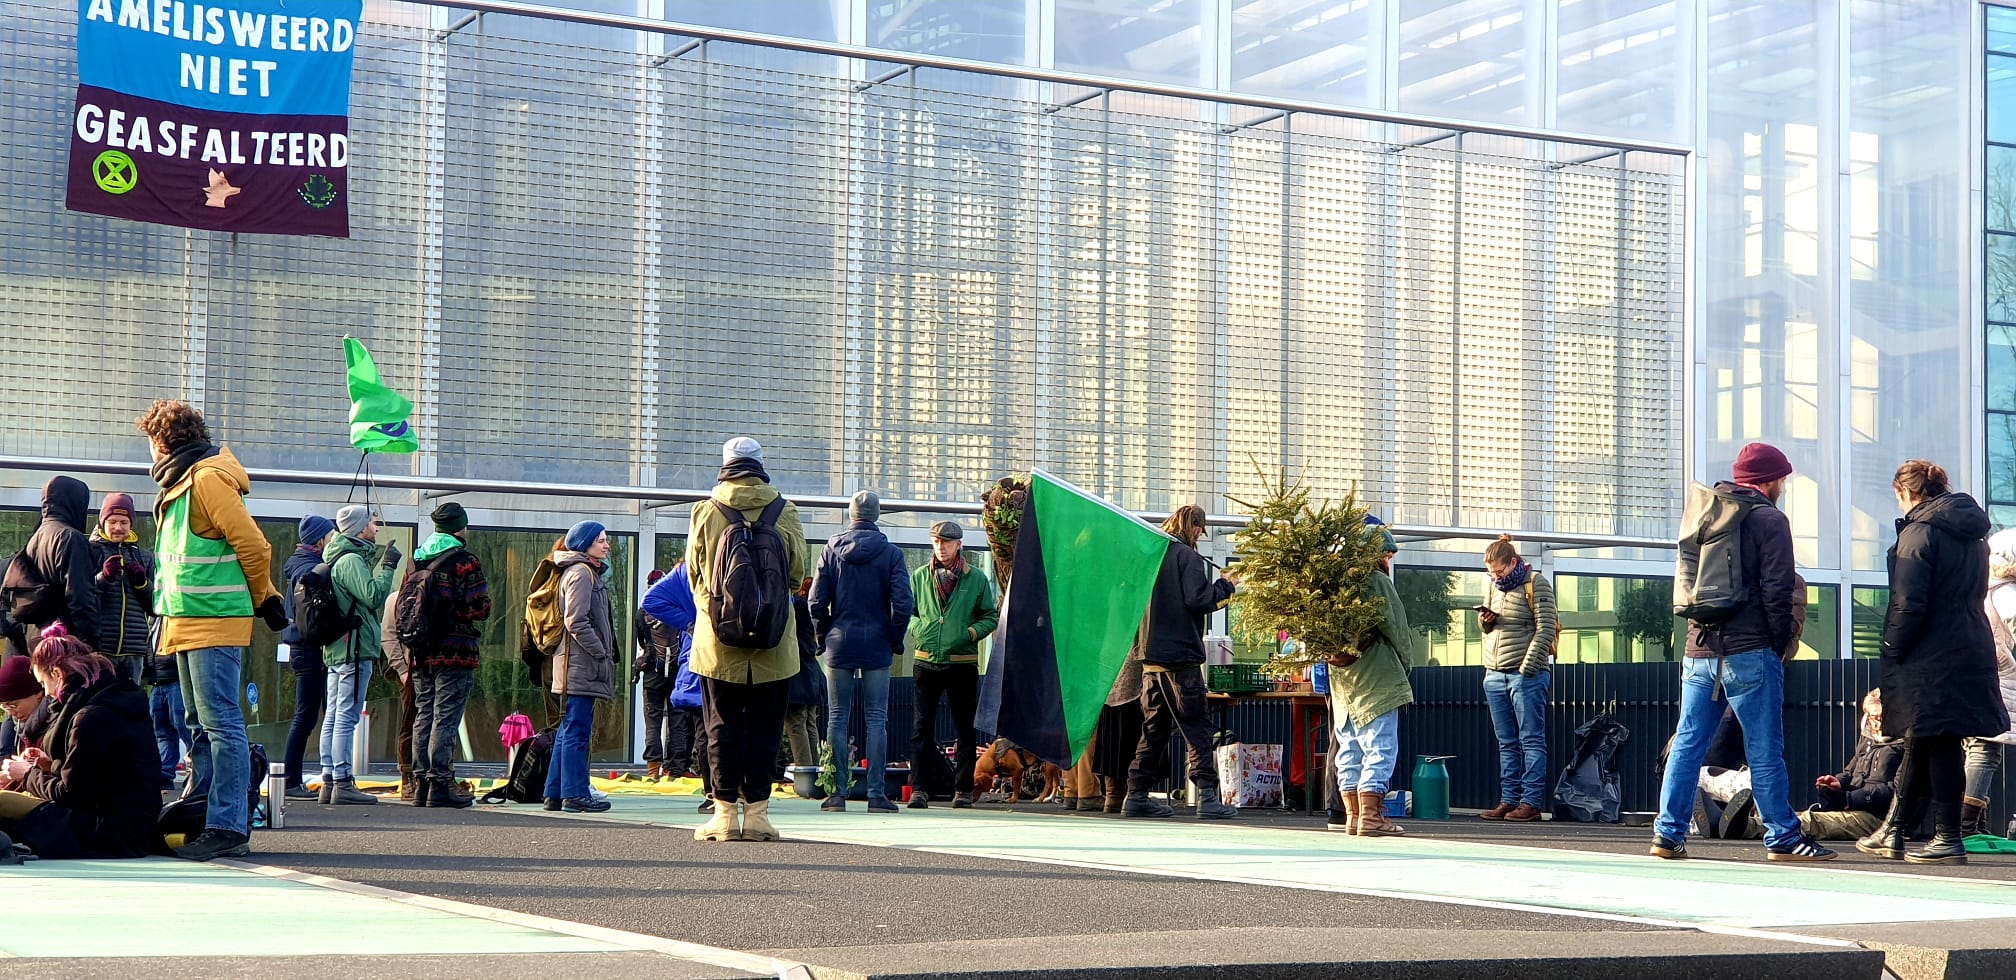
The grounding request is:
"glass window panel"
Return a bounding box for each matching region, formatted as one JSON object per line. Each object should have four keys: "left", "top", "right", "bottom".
{"left": 1228, "top": 0, "right": 1377, "bottom": 109}
{"left": 867, "top": 0, "right": 1027, "bottom": 65}
{"left": 1992, "top": 324, "right": 2016, "bottom": 414}
{"left": 1398, "top": 0, "right": 1538, "bottom": 126}
{"left": 1991, "top": 413, "right": 2016, "bottom": 506}
{"left": 1992, "top": 54, "right": 2016, "bottom": 144}
{"left": 1798, "top": 584, "right": 1839, "bottom": 660}
{"left": 1554, "top": 573, "right": 1682, "bottom": 664}
{"left": 1993, "top": 236, "right": 2016, "bottom": 323}
{"left": 1995, "top": 6, "right": 2016, "bottom": 57}
{"left": 661, "top": 0, "right": 847, "bottom": 72}
{"left": 1053, "top": 0, "right": 1207, "bottom": 87}
{"left": 1850, "top": 587, "right": 1888, "bottom": 659}
{"left": 1555, "top": 0, "right": 1688, "bottom": 142}
{"left": 1991, "top": 146, "right": 2016, "bottom": 231}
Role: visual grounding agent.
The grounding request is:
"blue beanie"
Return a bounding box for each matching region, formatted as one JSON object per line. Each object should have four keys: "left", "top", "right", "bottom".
{"left": 564, "top": 520, "right": 606, "bottom": 553}
{"left": 298, "top": 514, "right": 336, "bottom": 546}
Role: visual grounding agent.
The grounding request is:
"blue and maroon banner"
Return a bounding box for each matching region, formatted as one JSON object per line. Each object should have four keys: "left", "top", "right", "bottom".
{"left": 65, "top": 0, "right": 363, "bottom": 237}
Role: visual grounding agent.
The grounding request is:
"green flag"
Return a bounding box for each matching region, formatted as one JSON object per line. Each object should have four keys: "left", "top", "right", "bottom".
{"left": 345, "top": 337, "right": 418, "bottom": 454}
{"left": 977, "top": 470, "right": 1172, "bottom": 765}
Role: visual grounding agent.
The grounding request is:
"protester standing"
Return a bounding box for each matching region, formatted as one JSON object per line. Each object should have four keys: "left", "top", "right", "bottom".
{"left": 643, "top": 560, "right": 707, "bottom": 800}
{"left": 1124, "top": 506, "right": 1239, "bottom": 821}
{"left": 9, "top": 476, "right": 101, "bottom": 652}
{"left": 279, "top": 515, "right": 335, "bottom": 799}
{"left": 1326, "top": 526, "right": 1412, "bottom": 835}
{"left": 685, "top": 437, "right": 806, "bottom": 841}
{"left": 906, "top": 520, "right": 997, "bottom": 809}
{"left": 87, "top": 492, "right": 154, "bottom": 685}
{"left": 1477, "top": 535, "right": 1556, "bottom": 823}
{"left": 634, "top": 570, "right": 679, "bottom": 781}
{"left": 786, "top": 578, "right": 826, "bottom": 786}
{"left": 809, "top": 491, "right": 913, "bottom": 813}
{"left": 1861, "top": 461, "right": 2009, "bottom": 864}
{"left": 319, "top": 505, "right": 399, "bottom": 806}
{"left": 1968, "top": 529, "right": 2016, "bottom": 838}
{"left": 407, "top": 502, "right": 491, "bottom": 808}
{"left": 544, "top": 521, "right": 616, "bottom": 813}
{"left": 140, "top": 399, "right": 286, "bottom": 861}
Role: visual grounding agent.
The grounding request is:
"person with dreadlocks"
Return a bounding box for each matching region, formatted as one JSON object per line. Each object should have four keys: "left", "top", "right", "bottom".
{"left": 1123, "top": 505, "right": 1240, "bottom": 820}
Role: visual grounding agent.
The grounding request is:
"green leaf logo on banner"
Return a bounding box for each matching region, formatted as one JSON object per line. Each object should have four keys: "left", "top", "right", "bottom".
{"left": 345, "top": 337, "right": 418, "bottom": 454}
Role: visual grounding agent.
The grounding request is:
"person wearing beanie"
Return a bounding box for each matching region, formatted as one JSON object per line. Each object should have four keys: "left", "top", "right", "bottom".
{"left": 86, "top": 491, "right": 157, "bottom": 682}
{"left": 278, "top": 515, "right": 337, "bottom": 799}
{"left": 544, "top": 521, "right": 616, "bottom": 813}
{"left": 1476, "top": 534, "right": 1557, "bottom": 826}
{"left": 1321, "top": 519, "right": 1412, "bottom": 835}
{"left": 685, "top": 437, "right": 805, "bottom": 841}
{"left": 405, "top": 502, "right": 491, "bottom": 809}
{"left": 15, "top": 475, "right": 101, "bottom": 653}
{"left": 136, "top": 399, "right": 284, "bottom": 862}
{"left": 0, "top": 657, "right": 54, "bottom": 764}
{"left": 1652, "top": 442, "right": 1836, "bottom": 863}
{"left": 633, "top": 569, "right": 682, "bottom": 782}
{"left": 0, "top": 634, "right": 160, "bottom": 858}
{"left": 318, "top": 508, "right": 400, "bottom": 807}
{"left": 808, "top": 490, "right": 913, "bottom": 812}
{"left": 905, "top": 519, "right": 998, "bottom": 809}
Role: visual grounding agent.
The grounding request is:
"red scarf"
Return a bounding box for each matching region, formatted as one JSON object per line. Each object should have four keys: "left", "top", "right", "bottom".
{"left": 932, "top": 554, "right": 967, "bottom": 604}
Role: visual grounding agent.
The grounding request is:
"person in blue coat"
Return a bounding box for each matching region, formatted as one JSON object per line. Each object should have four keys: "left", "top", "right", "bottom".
{"left": 643, "top": 559, "right": 708, "bottom": 808}
{"left": 808, "top": 491, "right": 914, "bottom": 813}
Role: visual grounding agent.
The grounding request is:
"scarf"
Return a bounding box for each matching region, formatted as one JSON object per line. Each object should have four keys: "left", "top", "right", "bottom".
{"left": 932, "top": 554, "right": 968, "bottom": 604}
{"left": 150, "top": 439, "right": 218, "bottom": 490}
{"left": 1860, "top": 710, "right": 1895, "bottom": 744}
{"left": 718, "top": 458, "right": 770, "bottom": 484}
{"left": 1493, "top": 561, "right": 1532, "bottom": 594}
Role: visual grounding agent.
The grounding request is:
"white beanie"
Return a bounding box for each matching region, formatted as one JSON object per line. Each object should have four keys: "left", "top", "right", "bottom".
{"left": 335, "top": 504, "right": 372, "bottom": 536}
{"left": 1991, "top": 529, "right": 2016, "bottom": 574}
{"left": 722, "top": 436, "right": 763, "bottom": 465}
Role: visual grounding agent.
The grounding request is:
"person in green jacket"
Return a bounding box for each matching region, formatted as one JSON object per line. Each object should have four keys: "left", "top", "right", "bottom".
{"left": 1328, "top": 526, "right": 1412, "bottom": 837}
{"left": 318, "top": 504, "right": 400, "bottom": 805}
{"left": 906, "top": 521, "right": 998, "bottom": 809}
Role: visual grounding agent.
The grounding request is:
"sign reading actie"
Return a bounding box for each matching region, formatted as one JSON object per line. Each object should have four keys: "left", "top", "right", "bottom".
{"left": 65, "top": 0, "right": 364, "bottom": 237}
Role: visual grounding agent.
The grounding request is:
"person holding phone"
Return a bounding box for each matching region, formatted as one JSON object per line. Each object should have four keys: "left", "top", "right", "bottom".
{"left": 1477, "top": 535, "right": 1556, "bottom": 823}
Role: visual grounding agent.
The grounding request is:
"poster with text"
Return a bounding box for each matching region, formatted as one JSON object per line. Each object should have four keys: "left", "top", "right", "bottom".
{"left": 65, "top": 0, "right": 364, "bottom": 237}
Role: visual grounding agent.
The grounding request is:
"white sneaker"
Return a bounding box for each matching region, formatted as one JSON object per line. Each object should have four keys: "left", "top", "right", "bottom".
{"left": 589, "top": 787, "right": 609, "bottom": 802}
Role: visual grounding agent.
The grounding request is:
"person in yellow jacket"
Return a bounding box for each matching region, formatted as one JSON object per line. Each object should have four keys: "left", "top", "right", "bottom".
{"left": 686, "top": 437, "right": 805, "bottom": 843}
{"left": 138, "top": 400, "right": 285, "bottom": 862}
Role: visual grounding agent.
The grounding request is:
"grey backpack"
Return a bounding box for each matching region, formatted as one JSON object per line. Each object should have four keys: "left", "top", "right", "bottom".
{"left": 1672, "top": 483, "right": 1761, "bottom": 625}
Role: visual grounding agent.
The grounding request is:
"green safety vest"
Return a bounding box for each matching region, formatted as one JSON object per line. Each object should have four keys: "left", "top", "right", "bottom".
{"left": 153, "top": 494, "right": 252, "bottom": 618}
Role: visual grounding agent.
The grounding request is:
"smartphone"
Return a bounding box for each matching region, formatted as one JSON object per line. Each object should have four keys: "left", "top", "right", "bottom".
{"left": 1473, "top": 605, "right": 1490, "bottom": 613}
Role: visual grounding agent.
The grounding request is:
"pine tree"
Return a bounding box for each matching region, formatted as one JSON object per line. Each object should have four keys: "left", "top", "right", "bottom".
{"left": 1228, "top": 467, "right": 1388, "bottom": 677}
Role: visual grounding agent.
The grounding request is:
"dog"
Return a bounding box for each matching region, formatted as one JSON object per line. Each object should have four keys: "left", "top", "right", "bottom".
{"left": 971, "top": 738, "right": 1063, "bottom": 803}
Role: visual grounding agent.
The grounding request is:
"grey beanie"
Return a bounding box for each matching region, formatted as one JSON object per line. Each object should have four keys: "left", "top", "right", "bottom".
{"left": 849, "top": 490, "right": 881, "bottom": 524}
{"left": 721, "top": 436, "right": 763, "bottom": 465}
{"left": 335, "top": 504, "right": 372, "bottom": 536}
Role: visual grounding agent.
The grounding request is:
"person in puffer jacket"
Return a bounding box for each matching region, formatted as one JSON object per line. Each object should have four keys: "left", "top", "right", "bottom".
{"left": 87, "top": 493, "right": 156, "bottom": 685}
{"left": 1727, "top": 689, "right": 1902, "bottom": 842}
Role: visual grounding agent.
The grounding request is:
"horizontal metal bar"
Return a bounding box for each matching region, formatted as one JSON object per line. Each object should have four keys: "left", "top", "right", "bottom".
{"left": 0, "top": 455, "right": 1676, "bottom": 550}
{"left": 426, "top": 0, "right": 1690, "bottom": 157}
{"left": 1042, "top": 88, "right": 1107, "bottom": 114}
{"left": 435, "top": 11, "right": 479, "bottom": 40}
{"left": 854, "top": 64, "right": 913, "bottom": 92}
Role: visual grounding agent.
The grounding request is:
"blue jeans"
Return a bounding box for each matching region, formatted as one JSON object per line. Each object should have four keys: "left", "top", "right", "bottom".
{"left": 826, "top": 665, "right": 891, "bottom": 803}
{"left": 150, "top": 680, "right": 192, "bottom": 784}
{"left": 319, "top": 661, "right": 374, "bottom": 781}
{"left": 543, "top": 694, "right": 596, "bottom": 801}
{"left": 177, "top": 646, "right": 249, "bottom": 835}
{"left": 1655, "top": 650, "right": 1799, "bottom": 849}
{"left": 1484, "top": 669, "right": 1550, "bottom": 807}
{"left": 1333, "top": 709, "right": 1401, "bottom": 795}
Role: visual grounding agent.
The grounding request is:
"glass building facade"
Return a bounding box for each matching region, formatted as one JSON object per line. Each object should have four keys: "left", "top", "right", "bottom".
{"left": 0, "top": 0, "right": 1995, "bottom": 757}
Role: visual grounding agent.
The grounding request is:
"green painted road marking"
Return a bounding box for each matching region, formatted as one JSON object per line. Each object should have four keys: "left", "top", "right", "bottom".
{"left": 0, "top": 858, "right": 627, "bottom": 959}
{"left": 522, "top": 795, "right": 2016, "bottom": 929}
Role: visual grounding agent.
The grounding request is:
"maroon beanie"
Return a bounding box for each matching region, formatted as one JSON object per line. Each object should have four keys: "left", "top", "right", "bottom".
{"left": 100, "top": 492, "right": 136, "bottom": 521}
{"left": 0, "top": 658, "right": 41, "bottom": 702}
{"left": 1732, "top": 443, "right": 1793, "bottom": 485}
{"left": 646, "top": 569, "right": 665, "bottom": 586}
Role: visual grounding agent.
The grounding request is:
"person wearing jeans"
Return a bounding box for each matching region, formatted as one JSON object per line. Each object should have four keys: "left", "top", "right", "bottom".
{"left": 319, "top": 658, "right": 374, "bottom": 787}
{"left": 178, "top": 646, "right": 251, "bottom": 841}
{"left": 405, "top": 504, "right": 492, "bottom": 809}
{"left": 146, "top": 651, "right": 191, "bottom": 787}
{"left": 318, "top": 505, "right": 400, "bottom": 805}
{"left": 1477, "top": 535, "right": 1556, "bottom": 822}
{"left": 279, "top": 515, "right": 335, "bottom": 799}
{"left": 810, "top": 491, "right": 913, "bottom": 813}
{"left": 542, "top": 522, "right": 617, "bottom": 813}
{"left": 1324, "top": 526, "right": 1412, "bottom": 835}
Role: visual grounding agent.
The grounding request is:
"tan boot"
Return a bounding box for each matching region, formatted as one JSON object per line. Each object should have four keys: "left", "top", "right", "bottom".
{"left": 694, "top": 797, "right": 739, "bottom": 842}
{"left": 399, "top": 770, "right": 416, "bottom": 802}
{"left": 739, "top": 799, "right": 781, "bottom": 842}
{"left": 1357, "top": 791, "right": 1405, "bottom": 837}
{"left": 1340, "top": 791, "right": 1361, "bottom": 835}
{"left": 646, "top": 760, "right": 664, "bottom": 782}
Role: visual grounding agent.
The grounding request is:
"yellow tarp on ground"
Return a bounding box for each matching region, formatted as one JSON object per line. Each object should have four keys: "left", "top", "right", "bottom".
{"left": 348, "top": 775, "right": 816, "bottom": 798}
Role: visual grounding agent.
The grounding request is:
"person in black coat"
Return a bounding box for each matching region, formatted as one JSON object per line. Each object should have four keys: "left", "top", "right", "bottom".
{"left": 8, "top": 477, "right": 101, "bottom": 652}
{"left": 1859, "top": 460, "right": 2012, "bottom": 865}
{"left": 0, "top": 632, "right": 160, "bottom": 859}
{"left": 1124, "top": 506, "right": 1239, "bottom": 820}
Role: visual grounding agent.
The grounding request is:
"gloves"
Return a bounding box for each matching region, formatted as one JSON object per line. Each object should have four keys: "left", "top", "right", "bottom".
{"left": 380, "top": 541, "right": 402, "bottom": 569}
{"left": 124, "top": 561, "right": 149, "bottom": 588}
{"left": 100, "top": 555, "right": 123, "bottom": 580}
{"left": 257, "top": 595, "right": 289, "bottom": 633}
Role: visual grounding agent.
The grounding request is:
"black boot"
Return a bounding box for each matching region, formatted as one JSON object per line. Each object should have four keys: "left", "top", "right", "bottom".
{"left": 412, "top": 780, "right": 433, "bottom": 808}
{"left": 1857, "top": 752, "right": 1924, "bottom": 860}
{"left": 1905, "top": 800, "right": 1968, "bottom": 865}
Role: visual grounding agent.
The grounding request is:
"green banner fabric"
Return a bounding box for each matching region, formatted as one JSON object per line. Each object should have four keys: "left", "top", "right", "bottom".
{"left": 344, "top": 337, "right": 417, "bottom": 454}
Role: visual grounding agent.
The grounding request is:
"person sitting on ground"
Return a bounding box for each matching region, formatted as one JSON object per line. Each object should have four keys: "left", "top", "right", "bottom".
{"left": 1721, "top": 688, "right": 1902, "bottom": 842}
{"left": 0, "top": 658, "right": 55, "bottom": 763}
{"left": 0, "top": 630, "right": 160, "bottom": 858}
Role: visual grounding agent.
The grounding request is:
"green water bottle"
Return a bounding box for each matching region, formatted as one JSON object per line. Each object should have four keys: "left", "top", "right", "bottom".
{"left": 1412, "top": 755, "right": 1454, "bottom": 820}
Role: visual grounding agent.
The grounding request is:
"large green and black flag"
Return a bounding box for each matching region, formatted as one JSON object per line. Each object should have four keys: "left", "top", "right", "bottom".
{"left": 977, "top": 470, "right": 1171, "bottom": 766}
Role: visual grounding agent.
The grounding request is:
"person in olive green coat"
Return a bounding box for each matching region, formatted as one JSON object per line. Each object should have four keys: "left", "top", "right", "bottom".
{"left": 905, "top": 521, "right": 998, "bottom": 809}
{"left": 320, "top": 505, "right": 401, "bottom": 805}
{"left": 1327, "top": 527, "right": 1413, "bottom": 836}
{"left": 687, "top": 438, "right": 806, "bottom": 843}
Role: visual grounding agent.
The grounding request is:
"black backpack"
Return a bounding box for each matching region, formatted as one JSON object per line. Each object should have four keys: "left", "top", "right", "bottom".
{"left": 481, "top": 727, "right": 554, "bottom": 804}
{"left": 1672, "top": 483, "right": 1762, "bottom": 625}
{"left": 707, "top": 497, "right": 792, "bottom": 649}
{"left": 159, "top": 743, "right": 269, "bottom": 849}
{"left": 292, "top": 560, "right": 357, "bottom": 649}
{"left": 1, "top": 551, "right": 59, "bottom": 626}
{"left": 393, "top": 549, "right": 462, "bottom": 651}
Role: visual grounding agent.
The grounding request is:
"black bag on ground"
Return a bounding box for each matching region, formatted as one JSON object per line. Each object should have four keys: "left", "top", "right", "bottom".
{"left": 1672, "top": 483, "right": 1761, "bottom": 625}
{"left": 1553, "top": 711, "right": 1629, "bottom": 823}
{"left": 706, "top": 498, "right": 792, "bottom": 649}
{"left": 482, "top": 727, "right": 555, "bottom": 804}
{"left": 158, "top": 743, "right": 269, "bottom": 850}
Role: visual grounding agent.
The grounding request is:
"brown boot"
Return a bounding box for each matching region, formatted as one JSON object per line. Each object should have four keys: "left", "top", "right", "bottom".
{"left": 646, "top": 760, "right": 664, "bottom": 782}
{"left": 1356, "top": 791, "right": 1405, "bottom": 837}
{"left": 1104, "top": 780, "right": 1125, "bottom": 814}
{"left": 1340, "top": 792, "right": 1361, "bottom": 835}
{"left": 1962, "top": 795, "right": 1990, "bottom": 839}
{"left": 399, "top": 769, "right": 416, "bottom": 802}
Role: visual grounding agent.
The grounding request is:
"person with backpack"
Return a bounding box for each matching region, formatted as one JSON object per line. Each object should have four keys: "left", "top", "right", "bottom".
{"left": 543, "top": 521, "right": 617, "bottom": 814}
{"left": 643, "top": 559, "right": 708, "bottom": 805}
{"left": 140, "top": 399, "right": 286, "bottom": 862}
{"left": 87, "top": 492, "right": 155, "bottom": 686}
{"left": 279, "top": 515, "right": 336, "bottom": 799}
{"left": 7, "top": 476, "right": 102, "bottom": 652}
{"left": 1123, "top": 506, "right": 1239, "bottom": 821}
{"left": 0, "top": 631, "right": 159, "bottom": 858}
{"left": 905, "top": 520, "right": 997, "bottom": 809}
{"left": 1476, "top": 534, "right": 1556, "bottom": 823}
{"left": 785, "top": 576, "right": 826, "bottom": 788}
{"left": 318, "top": 505, "right": 401, "bottom": 806}
{"left": 402, "top": 502, "right": 491, "bottom": 808}
{"left": 1966, "top": 529, "right": 2016, "bottom": 839}
{"left": 1858, "top": 460, "right": 2010, "bottom": 865}
{"left": 809, "top": 491, "right": 913, "bottom": 813}
{"left": 685, "top": 437, "right": 806, "bottom": 842}
{"left": 1652, "top": 442, "right": 1835, "bottom": 863}
{"left": 634, "top": 569, "right": 679, "bottom": 782}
